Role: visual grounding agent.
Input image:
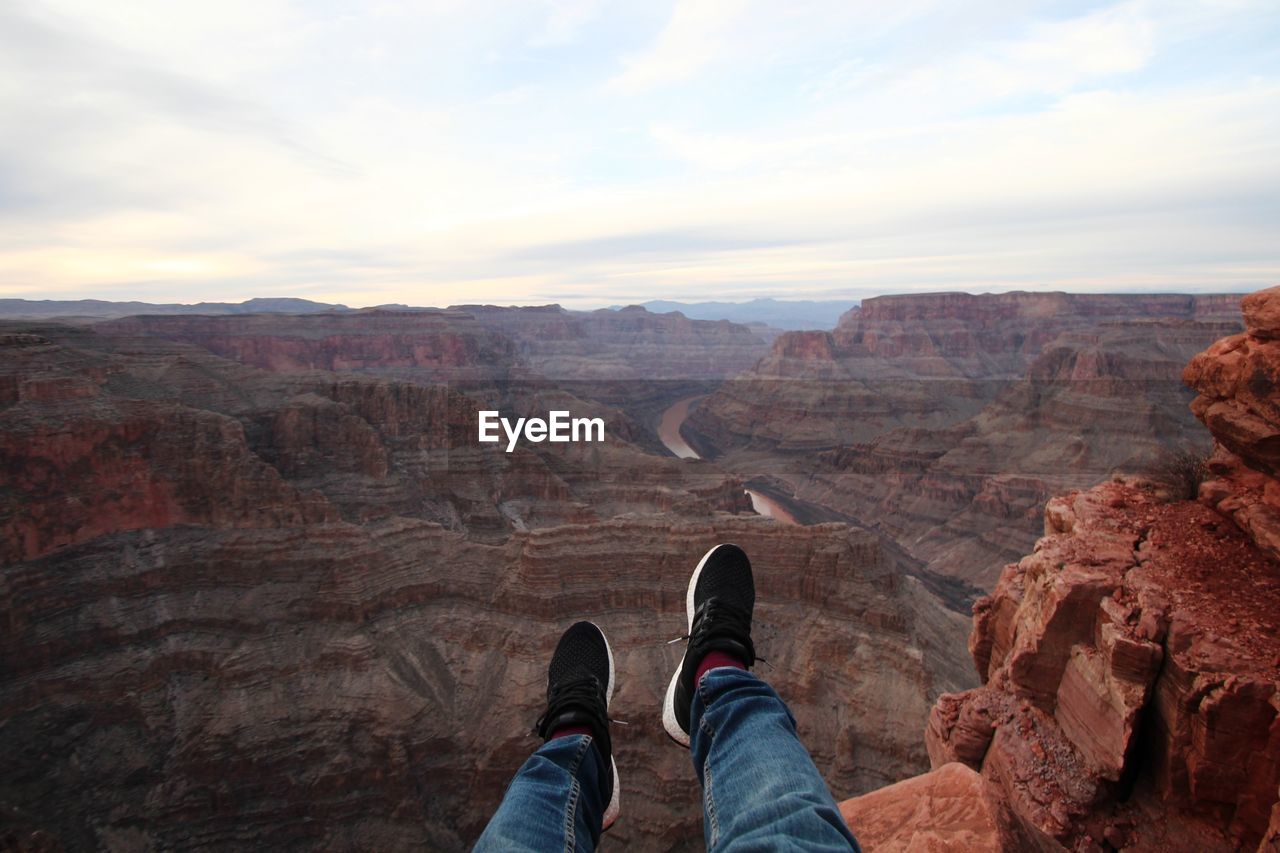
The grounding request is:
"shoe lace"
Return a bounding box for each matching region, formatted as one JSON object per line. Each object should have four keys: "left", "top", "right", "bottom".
{"left": 532, "top": 675, "right": 607, "bottom": 738}
{"left": 667, "top": 599, "right": 763, "bottom": 665}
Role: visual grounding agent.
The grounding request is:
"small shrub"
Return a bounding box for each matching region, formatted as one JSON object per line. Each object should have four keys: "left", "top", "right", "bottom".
{"left": 1152, "top": 448, "right": 1210, "bottom": 501}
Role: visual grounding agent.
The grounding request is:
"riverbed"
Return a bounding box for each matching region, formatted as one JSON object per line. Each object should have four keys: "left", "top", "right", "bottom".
{"left": 656, "top": 395, "right": 798, "bottom": 525}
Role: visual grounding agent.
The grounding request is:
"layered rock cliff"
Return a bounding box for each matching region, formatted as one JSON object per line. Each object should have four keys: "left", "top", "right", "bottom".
{"left": 847, "top": 287, "right": 1280, "bottom": 851}
{"left": 1, "top": 514, "right": 972, "bottom": 850}
{"left": 99, "top": 303, "right": 771, "bottom": 383}
{"left": 100, "top": 310, "right": 518, "bottom": 379}
{"left": 0, "top": 317, "right": 972, "bottom": 849}
{"left": 1184, "top": 288, "right": 1280, "bottom": 564}
{"left": 806, "top": 318, "right": 1236, "bottom": 588}
{"left": 692, "top": 292, "right": 1239, "bottom": 450}
{"left": 685, "top": 292, "right": 1242, "bottom": 588}
{"left": 11, "top": 289, "right": 1270, "bottom": 850}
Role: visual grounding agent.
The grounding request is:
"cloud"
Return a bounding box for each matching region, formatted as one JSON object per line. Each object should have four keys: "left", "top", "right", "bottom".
{"left": 0, "top": 0, "right": 1277, "bottom": 308}
{"left": 604, "top": 0, "right": 749, "bottom": 92}
{"left": 530, "top": 0, "right": 603, "bottom": 47}
{"left": 507, "top": 228, "right": 816, "bottom": 261}
{"left": 883, "top": 1, "right": 1155, "bottom": 110}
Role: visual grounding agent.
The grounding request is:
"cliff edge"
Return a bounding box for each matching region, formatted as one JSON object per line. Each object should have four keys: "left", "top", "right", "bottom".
{"left": 842, "top": 286, "right": 1280, "bottom": 851}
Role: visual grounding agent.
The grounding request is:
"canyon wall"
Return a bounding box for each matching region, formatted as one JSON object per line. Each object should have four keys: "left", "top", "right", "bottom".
{"left": 850, "top": 286, "right": 1280, "bottom": 851}
{"left": 99, "top": 303, "right": 771, "bottom": 383}
{"left": 1, "top": 515, "right": 972, "bottom": 850}
{"left": 0, "top": 318, "right": 971, "bottom": 849}
{"left": 9, "top": 289, "right": 1269, "bottom": 849}
{"left": 686, "top": 292, "right": 1243, "bottom": 588}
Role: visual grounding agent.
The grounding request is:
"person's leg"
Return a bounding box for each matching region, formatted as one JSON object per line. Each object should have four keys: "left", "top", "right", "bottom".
{"left": 663, "top": 543, "right": 860, "bottom": 852}
{"left": 691, "top": 667, "right": 859, "bottom": 850}
{"left": 473, "top": 733, "right": 610, "bottom": 853}
{"left": 474, "top": 621, "right": 620, "bottom": 852}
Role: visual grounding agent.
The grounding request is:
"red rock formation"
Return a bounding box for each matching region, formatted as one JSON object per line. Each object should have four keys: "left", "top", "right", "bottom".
{"left": 916, "top": 288, "right": 1280, "bottom": 850}
{"left": 926, "top": 480, "right": 1280, "bottom": 850}
{"left": 772, "top": 330, "right": 839, "bottom": 362}
{"left": 1185, "top": 285, "right": 1280, "bottom": 562}
{"left": 837, "top": 762, "right": 1013, "bottom": 851}
{"left": 0, "top": 333, "right": 336, "bottom": 565}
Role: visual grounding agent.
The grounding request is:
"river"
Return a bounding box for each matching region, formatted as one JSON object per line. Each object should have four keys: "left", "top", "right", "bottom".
{"left": 656, "top": 395, "right": 702, "bottom": 459}
{"left": 656, "top": 395, "right": 799, "bottom": 525}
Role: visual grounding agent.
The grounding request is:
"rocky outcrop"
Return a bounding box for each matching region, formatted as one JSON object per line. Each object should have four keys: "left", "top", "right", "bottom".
{"left": 916, "top": 289, "right": 1280, "bottom": 850}
{"left": 1184, "top": 285, "right": 1280, "bottom": 562}
{"left": 926, "top": 480, "right": 1280, "bottom": 850}
{"left": 837, "top": 762, "right": 1012, "bottom": 851}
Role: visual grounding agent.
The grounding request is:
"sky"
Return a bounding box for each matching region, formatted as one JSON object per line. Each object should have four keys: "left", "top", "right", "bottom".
{"left": 2, "top": 0, "right": 1279, "bottom": 309}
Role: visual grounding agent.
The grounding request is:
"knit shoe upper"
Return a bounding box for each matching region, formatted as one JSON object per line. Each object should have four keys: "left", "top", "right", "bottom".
{"left": 662, "top": 543, "right": 756, "bottom": 747}
{"left": 533, "top": 620, "right": 620, "bottom": 831}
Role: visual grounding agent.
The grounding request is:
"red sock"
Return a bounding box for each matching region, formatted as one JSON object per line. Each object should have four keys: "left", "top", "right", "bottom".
{"left": 696, "top": 650, "right": 745, "bottom": 684}
{"left": 550, "top": 725, "right": 592, "bottom": 741}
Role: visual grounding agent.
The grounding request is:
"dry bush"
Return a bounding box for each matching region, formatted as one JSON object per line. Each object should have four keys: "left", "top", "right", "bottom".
{"left": 1152, "top": 447, "right": 1211, "bottom": 502}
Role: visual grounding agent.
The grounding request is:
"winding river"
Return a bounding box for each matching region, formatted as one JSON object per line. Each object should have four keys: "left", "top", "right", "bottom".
{"left": 656, "top": 396, "right": 799, "bottom": 525}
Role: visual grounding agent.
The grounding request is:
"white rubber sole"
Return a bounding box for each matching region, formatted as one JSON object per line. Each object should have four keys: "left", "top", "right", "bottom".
{"left": 661, "top": 544, "right": 725, "bottom": 748}
{"left": 602, "top": 758, "right": 621, "bottom": 830}
{"left": 588, "top": 621, "right": 622, "bottom": 831}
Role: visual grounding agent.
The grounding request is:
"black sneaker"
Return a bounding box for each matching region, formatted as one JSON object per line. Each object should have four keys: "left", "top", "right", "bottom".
{"left": 662, "top": 543, "right": 756, "bottom": 747}
{"left": 533, "top": 621, "right": 621, "bottom": 830}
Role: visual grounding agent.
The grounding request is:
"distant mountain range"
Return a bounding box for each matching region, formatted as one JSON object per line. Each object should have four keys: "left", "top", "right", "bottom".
{"left": 1, "top": 296, "right": 858, "bottom": 330}
{"left": 0, "top": 297, "right": 349, "bottom": 319}
{"left": 611, "top": 298, "right": 857, "bottom": 330}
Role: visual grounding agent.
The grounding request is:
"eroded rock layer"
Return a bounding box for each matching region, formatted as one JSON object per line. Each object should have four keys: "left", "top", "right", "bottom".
{"left": 1, "top": 516, "right": 972, "bottom": 850}
{"left": 0, "top": 318, "right": 972, "bottom": 850}
{"left": 837, "top": 762, "right": 1013, "bottom": 851}
{"left": 1184, "top": 286, "right": 1280, "bottom": 564}
{"left": 99, "top": 303, "right": 771, "bottom": 382}
{"left": 686, "top": 292, "right": 1242, "bottom": 588}
{"left": 917, "top": 287, "right": 1280, "bottom": 851}
{"left": 926, "top": 480, "right": 1280, "bottom": 851}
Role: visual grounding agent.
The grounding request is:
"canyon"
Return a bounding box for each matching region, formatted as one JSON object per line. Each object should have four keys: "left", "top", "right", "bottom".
{"left": 839, "top": 286, "right": 1280, "bottom": 851}
{"left": 0, "top": 308, "right": 968, "bottom": 850}
{"left": 2, "top": 289, "right": 1277, "bottom": 850}
{"left": 684, "top": 292, "right": 1244, "bottom": 588}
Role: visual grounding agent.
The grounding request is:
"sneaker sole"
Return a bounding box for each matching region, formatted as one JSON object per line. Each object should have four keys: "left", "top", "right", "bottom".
{"left": 590, "top": 621, "right": 622, "bottom": 831}
{"left": 661, "top": 544, "right": 726, "bottom": 748}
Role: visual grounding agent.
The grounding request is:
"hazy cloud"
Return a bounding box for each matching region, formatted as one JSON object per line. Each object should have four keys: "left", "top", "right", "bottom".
{"left": 1, "top": 0, "right": 1278, "bottom": 307}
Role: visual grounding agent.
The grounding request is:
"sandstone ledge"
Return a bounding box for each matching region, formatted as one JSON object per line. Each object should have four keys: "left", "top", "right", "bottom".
{"left": 838, "top": 762, "right": 1012, "bottom": 851}
{"left": 928, "top": 480, "right": 1280, "bottom": 850}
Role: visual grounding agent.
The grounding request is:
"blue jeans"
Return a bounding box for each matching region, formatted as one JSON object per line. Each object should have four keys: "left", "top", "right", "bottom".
{"left": 474, "top": 667, "right": 860, "bottom": 851}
